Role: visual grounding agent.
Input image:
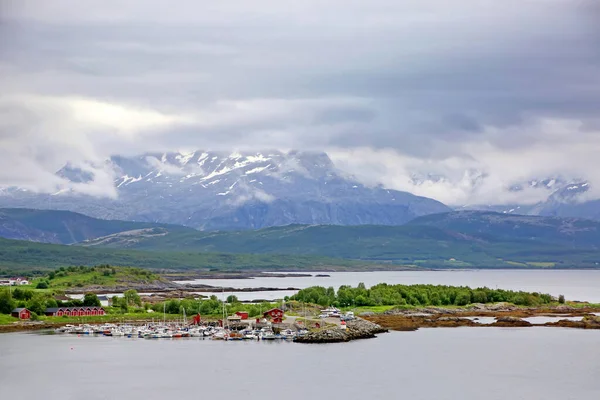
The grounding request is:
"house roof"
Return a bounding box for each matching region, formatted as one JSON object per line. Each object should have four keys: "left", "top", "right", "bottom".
{"left": 12, "top": 308, "right": 28, "bottom": 313}
{"left": 45, "top": 306, "right": 104, "bottom": 312}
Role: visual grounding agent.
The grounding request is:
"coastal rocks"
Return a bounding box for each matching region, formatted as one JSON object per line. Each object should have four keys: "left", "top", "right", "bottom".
{"left": 295, "top": 318, "right": 387, "bottom": 343}
{"left": 471, "top": 302, "right": 518, "bottom": 312}
{"left": 493, "top": 316, "right": 532, "bottom": 327}
{"left": 546, "top": 315, "right": 600, "bottom": 330}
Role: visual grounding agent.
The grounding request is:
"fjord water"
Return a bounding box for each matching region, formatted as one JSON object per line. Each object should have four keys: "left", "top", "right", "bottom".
{"left": 182, "top": 269, "right": 600, "bottom": 302}
{"left": 1, "top": 328, "right": 599, "bottom": 400}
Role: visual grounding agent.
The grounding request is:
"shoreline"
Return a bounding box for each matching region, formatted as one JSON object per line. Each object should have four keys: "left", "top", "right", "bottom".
{"left": 363, "top": 304, "right": 600, "bottom": 331}
{"left": 4, "top": 304, "right": 600, "bottom": 336}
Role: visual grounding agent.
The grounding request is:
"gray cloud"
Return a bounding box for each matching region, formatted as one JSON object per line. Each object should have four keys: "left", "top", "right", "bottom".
{"left": 0, "top": 0, "right": 599, "bottom": 204}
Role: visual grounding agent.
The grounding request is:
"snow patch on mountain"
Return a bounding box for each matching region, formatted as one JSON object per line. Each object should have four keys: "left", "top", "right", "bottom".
{"left": 0, "top": 150, "right": 451, "bottom": 229}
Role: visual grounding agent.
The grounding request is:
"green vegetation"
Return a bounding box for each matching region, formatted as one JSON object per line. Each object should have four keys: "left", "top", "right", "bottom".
{"left": 2, "top": 209, "right": 599, "bottom": 273}
{"left": 83, "top": 293, "right": 101, "bottom": 307}
{"left": 0, "top": 237, "right": 376, "bottom": 275}
{"left": 34, "top": 265, "right": 164, "bottom": 289}
{"left": 1, "top": 286, "right": 57, "bottom": 317}
{"left": 79, "top": 218, "right": 600, "bottom": 269}
{"left": 0, "top": 208, "right": 194, "bottom": 244}
{"left": 0, "top": 264, "right": 283, "bottom": 325}
{"left": 291, "top": 283, "right": 556, "bottom": 308}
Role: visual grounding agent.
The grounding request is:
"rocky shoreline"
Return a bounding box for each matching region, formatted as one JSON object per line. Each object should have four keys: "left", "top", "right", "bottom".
{"left": 295, "top": 318, "right": 388, "bottom": 343}
{"left": 65, "top": 284, "right": 300, "bottom": 296}
{"left": 363, "top": 303, "right": 600, "bottom": 331}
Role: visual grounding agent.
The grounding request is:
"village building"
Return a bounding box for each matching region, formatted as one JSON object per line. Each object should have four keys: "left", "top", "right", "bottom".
{"left": 1, "top": 277, "right": 29, "bottom": 286}
{"left": 227, "top": 314, "right": 242, "bottom": 323}
{"left": 45, "top": 306, "right": 106, "bottom": 317}
{"left": 11, "top": 308, "right": 31, "bottom": 320}
{"left": 235, "top": 311, "right": 249, "bottom": 320}
{"left": 263, "top": 308, "right": 284, "bottom": 324}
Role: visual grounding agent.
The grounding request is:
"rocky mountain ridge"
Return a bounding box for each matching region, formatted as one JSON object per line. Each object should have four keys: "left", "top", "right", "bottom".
{"left": 0, "top": 151, "right": 450, "bottom": 230}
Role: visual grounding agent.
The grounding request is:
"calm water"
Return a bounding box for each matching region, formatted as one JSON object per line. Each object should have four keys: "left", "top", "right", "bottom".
{"left": 178, "top": 270, "right": 600, "bottom": 302}
{"left": 1, "top": 328, "right": 599, "bottom": 400}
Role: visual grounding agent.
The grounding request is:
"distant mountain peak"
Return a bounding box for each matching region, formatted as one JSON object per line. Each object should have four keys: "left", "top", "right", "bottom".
{"left": 0, "top": 149, "right": 450, "bottom": 230}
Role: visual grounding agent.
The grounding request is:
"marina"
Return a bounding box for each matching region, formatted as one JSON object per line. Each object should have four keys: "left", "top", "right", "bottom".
{"left": 53, "top": 322, "right": 307, "bottom": 341}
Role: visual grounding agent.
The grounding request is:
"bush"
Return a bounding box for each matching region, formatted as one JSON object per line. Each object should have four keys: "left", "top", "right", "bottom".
{"left": 558, "top": 294, "right": 565, "bottom": 304}
{"left": 36, "top": 281, "right": 49, "bottom": 289}
{"left": 83, "top": 293, "right": 101, "bottom": 307}
{"left": 0, "top": 289, "right": 15, "bottom": 314}
{"left": 12, "top": 288, "right": 34, "bottom": 301}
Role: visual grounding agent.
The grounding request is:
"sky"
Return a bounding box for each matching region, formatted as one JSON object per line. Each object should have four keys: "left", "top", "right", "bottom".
{"left": 0, "top": 0, "right": 599, "bottom": 205}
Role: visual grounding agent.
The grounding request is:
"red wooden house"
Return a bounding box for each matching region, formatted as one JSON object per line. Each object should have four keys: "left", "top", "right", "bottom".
{"left": 11, "top": 308, "right": 31, "bottom": 320}
{"left": 45, "top": 307, "right": 105, "bottom": 317}
{"left": 263, "top": 308, "right": 284, "bottom": 324}
{"left": 235, "top": 311, "right": 249, "bottom": 320}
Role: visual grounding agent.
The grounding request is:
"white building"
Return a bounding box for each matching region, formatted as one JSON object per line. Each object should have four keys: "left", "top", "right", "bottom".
{"left": 8, "top": 277, "right": 29, "bottom": 285}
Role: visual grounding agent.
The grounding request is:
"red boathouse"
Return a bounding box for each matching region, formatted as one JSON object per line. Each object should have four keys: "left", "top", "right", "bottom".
{"left": 235, "top": 311, "right": 249, "bottom": 320}
{"left": 263, "top": 308, "right": 284, "bottom": 324}
{"left": 11, "top": 308, "right": 31, "bottom": 320}
{"left": 45, "top": 307, "right": 105, "bottom": 317}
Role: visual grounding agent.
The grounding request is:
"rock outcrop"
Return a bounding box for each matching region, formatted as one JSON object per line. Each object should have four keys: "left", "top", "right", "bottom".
{"left": 295, "top": 318, "right": 388, "bottom": 343}
{"left": 493, "top": 316, "right": 532, "bottom": 327}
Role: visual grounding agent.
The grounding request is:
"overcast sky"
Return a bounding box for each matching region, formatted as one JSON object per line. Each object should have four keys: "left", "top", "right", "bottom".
{"left": 1, "top": 0, "right": 599, "bottom": 205}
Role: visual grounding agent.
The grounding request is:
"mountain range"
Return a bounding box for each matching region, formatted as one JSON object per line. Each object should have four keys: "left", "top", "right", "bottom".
{"left": 0, "top": 151, "right": 450, "bottom": 230}
{"left": 0, "top": 208, "right": 598, "bottom": 271}
{"left": 0, "top": 150, "right": 597, "bottom": 228}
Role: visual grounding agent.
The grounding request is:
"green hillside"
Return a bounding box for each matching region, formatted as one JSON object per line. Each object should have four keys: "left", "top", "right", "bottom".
{"left": 2, "top": 209, "right": 600, "bottom": 273}
{"left": 0, "top": 237, "right": 377, "bottom": 276}
{"left": 80, "top": 219, "right": 600, "bottom": 269}
{"left": 0, "top": 208, "right": 193, "bottom": 244}
{"left": 406, "top": 211, "right": 600, "bottom": 247}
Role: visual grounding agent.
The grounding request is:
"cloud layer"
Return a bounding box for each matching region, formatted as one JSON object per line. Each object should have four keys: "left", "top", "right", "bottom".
{"left": 1, "top": 0, "right": 599, "bottom": 204}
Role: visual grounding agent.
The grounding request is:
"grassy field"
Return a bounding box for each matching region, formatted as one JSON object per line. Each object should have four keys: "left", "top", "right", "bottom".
{"left": 0, "top": 314, "right": 19, "bottom": 324}
{"left": 33, "top": 266, "right": 166, "bottom": 290}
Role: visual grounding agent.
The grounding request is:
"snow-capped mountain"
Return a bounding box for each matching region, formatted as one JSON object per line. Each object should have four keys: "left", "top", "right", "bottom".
{"left": 408, "top": 169, "right": 599, "bottom": 221}
{"left": 0, "top": 151, "right": 451, "bottom": 230}
{"left": 462, "top": 180, "right": 600, "bottom": 220}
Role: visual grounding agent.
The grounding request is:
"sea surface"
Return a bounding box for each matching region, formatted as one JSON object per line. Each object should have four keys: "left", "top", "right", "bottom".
{"left": 178, "top": 269, "right": 600, "bottom": 303}
{"left": 1, "top": 328, "right": 598, "bottom": 400}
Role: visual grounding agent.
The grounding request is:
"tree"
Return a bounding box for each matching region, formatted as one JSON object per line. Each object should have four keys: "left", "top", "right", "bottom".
{"left": 0, "top": 289, "right": 15, "bottom": 314}
{"left": 12, "top": 288, "right": 34, "bottom": 301}
{"left": 455, "top": 291, "right": 471, "bottom": 306}
{"left": 558, "top": 294, "right": 565, "bottom": 304}
{"left": 110, "top": 296, "right": 122, "bottom": 308}
{"left": 27, "top": 296, "right": 46, "bottom": 315}
{"left": 317, "top": 295, "right": 330, "bottom": 307}
{"left": 46, "top": 298, "right": 58, "bottom": 309}
{"left": 83, "top": 293, "right": 101, "bottom": 307}
{"left": 123, "top": 290, "right": 142, "bottom": 307}
{"left": 226, "top": 295, "right": 239, "bottom": 304}
{"left": 36, "top": 281, "right": 49, "bottom": 289}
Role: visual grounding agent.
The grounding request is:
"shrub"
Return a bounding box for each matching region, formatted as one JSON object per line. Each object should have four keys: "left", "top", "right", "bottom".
{"left": 36, "top": 281, "right": 49, "bottom": 289}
